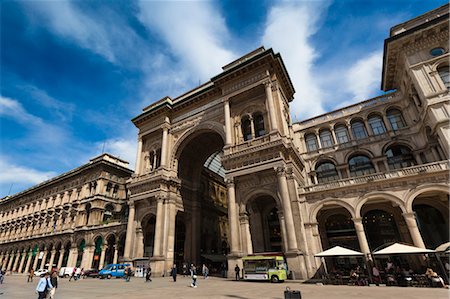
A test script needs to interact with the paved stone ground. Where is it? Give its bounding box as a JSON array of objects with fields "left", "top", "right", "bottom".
[{"left": 0, "top": 275, "right": 448, "bottom": 299}]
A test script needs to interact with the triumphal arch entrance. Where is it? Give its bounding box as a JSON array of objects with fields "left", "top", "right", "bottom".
[{"left": 124, "top": 47, "right": 309, "bottom": 278}]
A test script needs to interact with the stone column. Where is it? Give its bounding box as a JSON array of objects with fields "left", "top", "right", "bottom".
[
  {"left": 67, "top": 247, "right": 78, "bottom": 267},
  {"left": 56, "top": 250, "right": 64, "bottom": 269},
  {"left": 113, "top": 245, "right": 118, "bottom": 264},
  {"left": 39, "top": 249, "right": 48, "bottom": 269},
  {"left": 12, "top": 251, "right": 20, "bottom": 272},
  {"left": 352, "top": 218, "right": 370, "bottom": 254},
  {"left": 99, "top": 245, "right": 107, "bottom": 270},
  {"left": 81, "top": 245, "right": 94, "bottom": 269},
  {"left": 403, "top": 212, "right": 426, "bottom": 248},
  {"left": 160, "top": 126, "right": 169, "bottom": 167},
  {"left": 6, "top": 252, "right": 15, "bottom": 271},
  {"left": 24, "top": 251, "right": 32, "bottom": 273},
  {"left": 32, "top": 252, "right": 40, "bottom": 270},
  {"left": 135, "top": 137, "right": 143, "bottom": 175},
  {"left": 153, "top": 197, "right": 164, "bottom": 257},
  {"left": 47, "top": 250, "right": 56, "bottom": 270},
  {"left": 224, "top": 98, "right": 232, "bottom": 145},
  {"left": 276, "top": 167, "right": 298, "bottom": 251},
  {"left": 226, "top": 178, "right": 239, "bottom": 254},
  {"left": 123, "top": 202, "right": 136, "bottom": 260},
  {"left": 240, "top": 214, "right": 253, "bottom": 255},
  {"left": 18, "top": 250, "right": 26, "bottom": 273},
  {"left": 278, "top": 212, "right": 289, "bottom": 252},
  {"left": 264, "top": 81, "right": 278, "bottom": 131}
]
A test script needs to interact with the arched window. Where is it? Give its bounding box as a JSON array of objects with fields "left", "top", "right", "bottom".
[
  {"left": 438, "top": 65, "right": 449, "bottom": 89},
  {"left": 253, "top": 113, "right": 265, "bottom": 138},
  {"left": 85, "top": 203, "right": 91, "bottom": 225},
  {"left": 335, "top": 125, "right": 349, "bottom": 144},
  {"left": 386, "top": 109, "right": 406, "bottom": 131},
  {"left": 316, "top": 161, "right": 339, "bottom": 183},
  {"left": 305, "top": 134, "right": 318, "bottom": 152},
  {"left": 348, "top": 155, "right": 375, "bottom": 177},
  {"left": 368, "top": 115, "right": 386, "bottom": 135},
  {"left": 103, "top": 204, "right": 114, "bottom": 222},
  {"left": 351, "top": 121, "right": 368, "bottom": 140},
  {"left": 363, "top": 210, "right": 401, "bottom": 250},
  {"left": 155, "top": 148, "right": 161, "bottom": 169},
  {"left": 385, "top": 145, "right": 416, "bottom": 170},
  {"left": 319, "top": 129, "right": 334, "bottom": 148},
  {"left": 241, "top": 116, "right": 252, "bottom": 141}
]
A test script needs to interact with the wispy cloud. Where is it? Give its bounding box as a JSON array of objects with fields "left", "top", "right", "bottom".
[
  {"left": 137, "top": 0, "right": 236, "bottom": 81},
  {"left": 0, "top": 156, "right": 57, "bottom": 197},
  {"left": 262, "top": 1, "right": 331, "bottom": 120}
]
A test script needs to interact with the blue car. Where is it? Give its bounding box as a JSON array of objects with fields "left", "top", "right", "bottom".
[{"left": 99, "top": 264, "right": 130, "bottom": 279}]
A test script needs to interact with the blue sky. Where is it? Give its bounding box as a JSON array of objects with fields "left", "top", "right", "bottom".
[{"left": 1, "top": 0, "right": 446, "bottom": 197}]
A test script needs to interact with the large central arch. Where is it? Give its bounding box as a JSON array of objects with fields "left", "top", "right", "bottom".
[{"left": 175, "top": 127, "right": 228, "bottom": 267}]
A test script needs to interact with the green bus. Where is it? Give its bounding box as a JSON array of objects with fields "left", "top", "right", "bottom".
[{"left": 242, "top": 254, "right": 287, "bottom": 282}]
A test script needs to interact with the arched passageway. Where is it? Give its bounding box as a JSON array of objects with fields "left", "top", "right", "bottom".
[
  {"left": 317, "top": 207, "right": 359, "bottom": 251},
  {"left": 247, "top": 196, "right": 282, "bottom": 253},
  {"left": 105, "top": 235, "right": 116, "bottom": 265},
  {"left": 142, "top": 215, "right": 156, "bottom": 257},
  {"left": 175, "top": 130, "right": 228, "bottom": 265}
]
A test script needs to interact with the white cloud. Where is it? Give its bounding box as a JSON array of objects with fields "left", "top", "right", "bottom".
[
  {"left": 262, "top": 2, "right": 330, "bottom": 120},
  {"left": 137, "top": 1, "right": 236, "bottom": 81},
  {"left": 0, "top": 157, "right": 57, "bottom": 197},
  {"left": 345, "top": 51, "right": 383, "bottom": 103},
  {"left": 0, "top": 95, "right": 43, "bottom": 124},
  {"left": 96, "top": 138, "right": 137, "bottom": 170}
]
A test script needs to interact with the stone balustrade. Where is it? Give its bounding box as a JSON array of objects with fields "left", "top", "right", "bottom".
[{"left": 300, "top": 160, "right": 449, "bottom": 193}]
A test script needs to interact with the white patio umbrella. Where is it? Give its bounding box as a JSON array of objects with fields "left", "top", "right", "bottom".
[
  {"left": 372, "top": 243, "right": 435, "bottom": 255},
  {"left": 315, "top": 246, "right": 364, "bottom": 275}
]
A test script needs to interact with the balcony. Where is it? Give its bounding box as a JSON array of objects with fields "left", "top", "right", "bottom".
[{"left": 300, "top": 160, "right": 449, "bottom": 193}]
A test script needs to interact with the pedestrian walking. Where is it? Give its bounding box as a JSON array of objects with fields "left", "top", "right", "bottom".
[
  {"left": 234, "top": 264, "right": 240, "bottom": 281},
  {"left": 202, "top": 264, "right": 209, "bottom": 279},
  {"left": 35, "top": 272, "right": 53, "bottom": 299},
  {"left": 0, "top": 269, "right": 4, "bottom": 284},
  {"left": 125, "top": 266, "right": 131, "bottom": 282},
  {"left": 190, "top": 264, "right": 197, "bottom": 288},
  {"left": 28, "top": 268, "right": 35, "bottom": 282},
  {"left": 69, "top": 267, "right": 76, "bottom": 281},
  {"left": 47, "top": 271, "right": 58, "bottom": 299},
  {"left": 182, "top": 263, "right": 188, "bottom": 277},
  {"left": 170, "top": 264, "right": 177, "bottom": 282},
  {"left": 145, "top": 265, "right": 152, "bottom": 282}
]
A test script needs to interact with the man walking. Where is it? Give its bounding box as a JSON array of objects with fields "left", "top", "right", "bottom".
[
  {"left": 234, "top": 264, "right": 240, "bottom": 281},
  {"left": 125, "top": 266, "right": 131, "bottom": 282},
  {"left": 202, "top": 264, "right": 209, "bottom": 279},
  {"left": 190, "top": 264, "right": 197, "bottom": 288},
  {"left": 69, "top": 267, "right": 76, "bottom": 281},
  {"left": 47, "top": 271, "right": 58, "bottom": 299},
  {"left": 145, "top": 265, "right": 152, "bottom": 282},
  {"left": 35, "top": 272, "right": 53, "bottom": 299}
]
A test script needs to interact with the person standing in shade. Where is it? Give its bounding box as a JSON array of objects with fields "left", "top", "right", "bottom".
[
  {"left": 47, "top": 271, "right": 58, "bottom": 299},
  {"left": 28, "top": 268, "right": 35, "bottom": 283},
  {"left": 234, "top": 264, "right": 240, "bottom": 281},
  {"left": 202, "top": 264, "right": 209, "bottom": 279},
  {"left": 35, "top": 272, "right": 53, "bottom": 299},
  {"left": 170, "top": 264, "right": 177, "bottom": 282}
]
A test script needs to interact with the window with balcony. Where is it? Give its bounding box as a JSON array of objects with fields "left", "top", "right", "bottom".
[
  {"left": 351, "top": 121, "right": 368, "bottom": 140},
  {"left": 305, "top": 134, "right": 318, "bottom": 152},
  {"left": 386, "top": 109, "right": 406, "bottom": 131},
  {"left": 316, "top": 161, "right": 339, "bottom": 183},
  {"left": 438, "top": 65, "right": 449, "bottom": 89},
  {"left": 103, "top": 204, "right": 114, "bottom": 223},
  {"left": 335, "top": 125, "right": 349, "bottom": 143},
  {"left": 348, "top": 155, "right": 376, "bottom": 177},
  {"left": 385, "top": 145, "right": 416, "bottom": 170},
  {"left": 241, "top": 116, "right": 252, "bottom": 141},
  {"left": 319, "top": 129, "right": 334, "bottom": 148},
  {"left": 368, "top": 115, "right": 386, "bottom": 135}
]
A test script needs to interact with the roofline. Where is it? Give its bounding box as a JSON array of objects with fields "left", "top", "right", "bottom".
[
  {"left": 381, "top": 13, "right": 449, "bottom": 91},
  {"left": 1, "top": 154, "right": 133, "bottom": 203}
]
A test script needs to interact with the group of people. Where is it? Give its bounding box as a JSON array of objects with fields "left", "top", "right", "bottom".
[{"left": 35, "top": 271, "right": 58, "bottom": 299}]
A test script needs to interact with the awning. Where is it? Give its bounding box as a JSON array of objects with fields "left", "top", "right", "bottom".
[
  {"left": 201, "top": 254, "right": 227, "bottom": 262},
  {"left": 373, "top": 243, "right": 435, "bottom": 255},
  {"left": 435, "top": 242, "right": 450, "bottom": 252},
  {"left": 315, "top": 246, "right": 364, "bottom": 257}
]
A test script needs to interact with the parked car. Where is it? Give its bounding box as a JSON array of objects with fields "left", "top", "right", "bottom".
[
  {"left": 83, "top": 269, "right": 99, "bottom": 278},
  {"left": 34, "top": 269, "right": 49, "bottom": 277},
  {"left": 59, "top": 267, "right": 81, "bottom": 278},
  {"left": 99, "top": 264, "right": 131, "bottom": 279}
]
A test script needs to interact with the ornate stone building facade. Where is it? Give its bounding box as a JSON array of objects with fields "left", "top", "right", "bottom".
[
  {"left": 0, "top": 154, "right": 133, "bottom": 273},
  {"left": 1, "top": 5, "right": 448, "bottom": 279}
]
